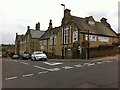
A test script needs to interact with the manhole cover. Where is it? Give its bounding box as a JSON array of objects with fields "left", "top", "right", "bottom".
[{"left": 75, "top": 82, "right": 98, "bottom": 88}]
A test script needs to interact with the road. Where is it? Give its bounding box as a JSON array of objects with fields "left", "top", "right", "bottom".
[{"left": 2, "top": 58, "right": 119, "bottom": 88}]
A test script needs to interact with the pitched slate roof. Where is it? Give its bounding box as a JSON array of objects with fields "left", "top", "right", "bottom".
[
  {"left": 40, "top": 26, "right": 60, "bottom": 40},
  {"left": 39, "top": 30, "right": 51, "bottom": 40},
  {"left": 29, "top": 29, "right": 45, "bottom": 38},
  {"left": 72, "top": 16, "right": 117, "bottom": 37}
]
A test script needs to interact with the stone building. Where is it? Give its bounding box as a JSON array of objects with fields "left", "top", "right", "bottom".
[
  {"left": 40, "top": 9, "right": 118, "bottom": 59},
  {"left": 15, "top": 33, "right": 24, "bottom": 55},
  {"left": 15, "top": 22, "right": 45, "bottom": 55}
]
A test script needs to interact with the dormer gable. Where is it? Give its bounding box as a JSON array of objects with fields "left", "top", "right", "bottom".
[{"left": 85, "top": 16, "right": 95, "bottom": 26}]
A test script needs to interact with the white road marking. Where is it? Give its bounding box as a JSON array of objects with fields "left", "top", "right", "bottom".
[
  {"left": 49, "top": 68, "right": 60, "bottom": 71},
  {"left": 83, "top": 63, "right": 89, "bottom": 66},
  {"left": 96, "top": 62, "right": 102, "bottom": 64},
  {"left": 106, "top": 60, "right": 112, "bottom": 63},
  {"left": 22, "top": 62, "right": 29, "bottom": 65},
  {"left": 62, "top": 66, "right": 73, "bottom": 69},
  {"left": 34, "top": 65, "right": 60, "bottom": 72},
  {"left": 38, "top": 71, "right": 48, "bottom": 74},
  {"left": 34, "top": 65, "right": 50, "bottom": 71},
  {"left": 74, "top": 64, "right": 83, "bottom": 67},
  {"left": 102, "top": 61, "right": 107, "bottom": 63},
  {"left": 20, "top": 62, "right": 23, "bottom": 64},
  {"left": 87, "top": 63, "right": 95, "bottom": 66},
  {"left": 43, "top": 62, "right": 62, "bottom": 66},
  {"left": 23, "top": 74, "right": 34, "bottom": 77},
  {"left": 5, "top": 76, "right": 17, "bottom": 80}
]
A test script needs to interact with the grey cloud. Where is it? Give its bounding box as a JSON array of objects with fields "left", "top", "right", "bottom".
[{"left": 2, "top": 33, "right": 15, "bottom": 44}]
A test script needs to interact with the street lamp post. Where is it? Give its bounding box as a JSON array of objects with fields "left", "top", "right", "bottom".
[
  {"left": 22, "top": 35, "right": 24, "bottom": 54},
  {"left": 87, "top": 30, "right": 90, "bottom": 59},
  {"left": 61, "top": 4, "right": 65, "bottom": 11},
  {"left": 52, "top": 31, "right": 55, "bottom": 59},
  {"left": 61, "top": 4, "right": 65, "bottom": 59}
]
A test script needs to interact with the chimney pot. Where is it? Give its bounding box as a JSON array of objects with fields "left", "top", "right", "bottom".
[
  {"left": 27, "top": 26, "right": 30, "bottom": 30},
  {"left": 36, "top": 22, "right": 40, "bottom": 30}
]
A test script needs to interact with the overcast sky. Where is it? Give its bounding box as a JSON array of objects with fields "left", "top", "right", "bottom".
[{"left": 0, "top": 0, "right": 119, "bottom": 44}]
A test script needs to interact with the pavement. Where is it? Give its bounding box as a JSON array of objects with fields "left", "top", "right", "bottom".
[
  {"left": 48, "top": 54, "right": 120, "bottom": 62},
  {"left": 93, "top": 54, "right": 119, "bottom": 61}
]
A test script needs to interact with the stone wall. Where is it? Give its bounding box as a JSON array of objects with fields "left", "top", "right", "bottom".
[{"left": 89, "top": 45, "right": 119, "bottom": 58}]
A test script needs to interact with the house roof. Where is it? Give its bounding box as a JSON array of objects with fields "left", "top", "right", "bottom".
[
  {"left": 27, "top": 29, "right": 45, "bottom": 39},
  {"left": 40, "top": 26, "right": 60, "bottom": 40},
  {"left": 71, "top": 16, "right": 117, "bottom": 37},
  {"left": 39, "top": 30, "right": 51, "bottom": 40}
]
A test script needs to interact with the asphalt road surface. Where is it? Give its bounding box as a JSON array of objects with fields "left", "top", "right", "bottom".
[{"left": 2, "top": 58, "right": 119, "bottom": 88}]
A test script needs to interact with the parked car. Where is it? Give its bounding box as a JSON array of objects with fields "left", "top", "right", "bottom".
[
  {"left": 31, "top": 51, "right": 47, "bottom": 61},
  {"left": 12, "top": 54, "right": 19, "bottom": 59},
  {"left": 20, "top": 53, "right": 31, "bottom": 60}
]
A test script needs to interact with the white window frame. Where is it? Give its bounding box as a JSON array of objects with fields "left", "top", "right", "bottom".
[
  {"left": 98, "top": 36, "right": 109, "bottom": 42},
  {"left": 40, "top": 41, "right": 42, "bottom": 45},
  {"left": 64, "top": 26, "right": 69, "bottom": 44},
  {"left": 44, "top": 40, "right": 46, "bottom": 45},
  {"left": 69, "top": 25, "right": 72, "bottom": 43},
  {"left": 54, "top": 34, "right": 57, "bottom": 45},
  {"left": 86, "top": 35, "right": 97, "bottom": 41},
  {"left": 50, "top": 35, "right": 53, "bottom": 45},
  {"left": 73, "top": 31, "right": 78, "bottom": 43}
]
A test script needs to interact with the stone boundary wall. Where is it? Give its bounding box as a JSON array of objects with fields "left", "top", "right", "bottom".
[{"left": 89, "top": 45, "right": 119, "bottom": 58}]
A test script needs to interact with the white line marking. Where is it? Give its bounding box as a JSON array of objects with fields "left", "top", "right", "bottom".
[
  {"left": 74, "top": 64, "right": 82, "bottom": 67},
  {"left": 22, "top": 62, "right": 29, "bottom": 65},
  {"left": 49, "top": 68, "right": 60, "bottom": 71},
  {"left": 83, "top": 63, "right": 89, "bottom": 66},
  {"left": 5, "top": 76, "right": 17, "bottom": 80},
  {"left": 87, "top": 63, "right": 95, "bottom": 66},
  {"left": 34, "top": 65, "right": 50, "bottom": 71},
  {"left": 102, "top": 61, "right": 106, "bottom": 63},
  {"left": 20, "top": 62, "right": 23, "bottom": 64},
  {"left": 43, "top": 62, "right": 62, "bottom": 66},
  {"left": 38, "top": 71, "right": 48, "bottom": 74},
  {"left": 34, "top": 65, "right": 60, "bottom": 72},
  {"left": 62, "top": 66, "right": 73, "bottom": 69},
  {"left": 23, "top": 74, "right": 34, "bottom": 77},
  {"left": 96, "top": 62, "right": 102, "bottom": 64},
  {"left": 106, "top": 60, "right": 112, "bottom": 62}
]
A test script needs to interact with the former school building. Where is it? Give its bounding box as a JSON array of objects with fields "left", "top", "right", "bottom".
[{"left": 15, "top": 9, "right": 118, "bottom": 59}]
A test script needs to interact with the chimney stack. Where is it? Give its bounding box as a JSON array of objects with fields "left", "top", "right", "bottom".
[
  {"left": 64, "top": 9, "right": 71, "bottom": 18},
  {"left": 100, "top": 17, "right": 111, "bottom": 28},
  {"left": 35, "top": 22, "right": 40, "bottom": 30},
  {"left": 16, "top": 33, "right": 18, "bottom": 36}
]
